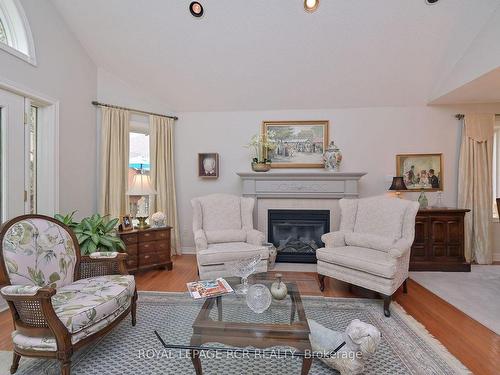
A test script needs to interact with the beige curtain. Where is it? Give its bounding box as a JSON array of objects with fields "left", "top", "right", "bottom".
[
  {"left": 149, "top": 115, "right": 180, "bottom": 255},
  {"left": 458, "top": 113, "right": 495, "bottom": 264},
  {"left": 99, "top": 108, "right": 130, "bottom": 219}
]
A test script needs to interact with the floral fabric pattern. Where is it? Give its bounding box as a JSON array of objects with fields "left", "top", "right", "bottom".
[
  {"left": 52, "top": 275, "right": 135, "bottom": 333},
  {"left": 2, "top": 219, "right": 77, "bottom": 288},
  {"left": 1, "top": 285, "right": 41, "bottom": 296},
  {"left": 11, "top": 300, "right": 131, "bottom": 352}
]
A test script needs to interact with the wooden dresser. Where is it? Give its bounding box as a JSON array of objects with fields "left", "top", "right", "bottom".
[
  {"left": 118, "top": 227, "right": 173, "bottom": 273},
  {"left": 410, "top": 208, "right": 470, "bottom": 272}
]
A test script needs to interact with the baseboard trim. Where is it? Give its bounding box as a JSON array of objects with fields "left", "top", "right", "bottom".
[
  {"left": 493, "top": 252, "right": 500, "bottom": 262},
  {"left": 181, "top": 247, "right": 196, "bottom": 255}
]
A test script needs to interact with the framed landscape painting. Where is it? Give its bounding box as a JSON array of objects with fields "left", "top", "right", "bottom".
[
  {"left": 262, "top": 120, "right": 329, "bottom": 168},
  {"left": 396, "top": 153, "right": 443, "bottom": 191}
]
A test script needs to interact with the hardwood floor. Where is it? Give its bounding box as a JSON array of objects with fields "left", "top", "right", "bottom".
[{"left": 0, "top": 254, "right": 498, "bottom": 374}]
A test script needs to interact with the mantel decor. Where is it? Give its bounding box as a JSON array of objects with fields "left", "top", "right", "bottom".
[{"left": 262, "top": 120, "right": 329, "bottom": 168}]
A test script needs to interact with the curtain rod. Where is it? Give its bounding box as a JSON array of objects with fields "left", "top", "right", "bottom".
[
  {"left": 455, "top": 113, "right": 500, "bottom": 120},
  {"left": 92, "top": 101, "right": 178, "bottom": 120}
]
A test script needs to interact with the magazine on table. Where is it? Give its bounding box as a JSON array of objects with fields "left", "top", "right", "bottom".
[{"left": 187, "top": 277, "right": 234, "bottom": 299}]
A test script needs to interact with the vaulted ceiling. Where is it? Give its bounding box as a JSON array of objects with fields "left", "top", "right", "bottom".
[{"left": 52, "top": 0, "right": 500, "bottom": 111}]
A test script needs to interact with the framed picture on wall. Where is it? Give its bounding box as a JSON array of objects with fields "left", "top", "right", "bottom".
[
  {"left": 198, "top": 153, "right": 219, "bottom": 178},
  {"left": 396, "top": 153, "right": 443, "bottom": 191},
  {"left": 262, "top": 120, "right": 329, "bottom": 168}
]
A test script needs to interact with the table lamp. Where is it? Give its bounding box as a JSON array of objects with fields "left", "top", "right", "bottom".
[
  {"left": 127, "top": 171, "right": 157, "bottom": 229},
  {"left": 388, "top": 176, "right": 407, "bottom": 198}
]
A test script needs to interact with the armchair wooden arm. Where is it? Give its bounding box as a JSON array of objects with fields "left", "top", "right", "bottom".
[
  {"left": 0, "top": 286, "right": 72, "bottom": 353},
  {"left": 78, "top": 253, "right": 129, "bottom": 279}
]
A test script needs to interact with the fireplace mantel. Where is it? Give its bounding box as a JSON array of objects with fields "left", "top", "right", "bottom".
[{"left": 236, "top": 170, "right": 366, "bottom": 199}]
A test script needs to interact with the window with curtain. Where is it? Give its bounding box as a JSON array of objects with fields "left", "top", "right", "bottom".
[{"left": 493, "top": 117, "right": 500, "bottom": 218}]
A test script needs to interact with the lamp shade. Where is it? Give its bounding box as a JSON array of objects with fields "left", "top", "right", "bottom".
[
  {"left": 389, "top": 176, "right": 407, "bottom": 191},
  {"left": 127, "top": 173, "right": 157, "bottom": 195}
]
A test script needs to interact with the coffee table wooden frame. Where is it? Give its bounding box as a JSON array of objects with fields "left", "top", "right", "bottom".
[{"left": 189, "top": 280, "right": 312, "bottom": 375}]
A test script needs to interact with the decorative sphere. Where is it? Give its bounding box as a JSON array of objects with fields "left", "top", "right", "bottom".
[{"left": 246, "top": 284, "right": 272, "bottom": 314}]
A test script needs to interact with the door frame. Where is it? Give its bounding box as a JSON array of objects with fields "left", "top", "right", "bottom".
[{"left": 0, "top": 74, "right": 59, "bottom": 217}]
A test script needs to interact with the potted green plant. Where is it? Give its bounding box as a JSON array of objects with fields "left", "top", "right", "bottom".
[
  {"left": 55, "top": 212, "right": 125, "bottom": 255},
  {"left": 245, "top": 130, "right": 277, "bottom": 172}
]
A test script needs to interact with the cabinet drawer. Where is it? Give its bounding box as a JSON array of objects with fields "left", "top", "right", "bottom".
[
  {"left": 121, "top": 234, "right": 138, "bottom": 245},
  {"left": 138, "top": 230, "right": 169, "bottom": 242},
  {"left": 139, "top": 240, "right": 169, "bottom": 253},
  {"left": 139, "top": 252, "right": 159, "bottom": 266},
  {"left": 126, "top": 258, "right": 138, "bottom": 269},
  {"left": 125, "top": 244, "right": 138, "bottom": 255}
]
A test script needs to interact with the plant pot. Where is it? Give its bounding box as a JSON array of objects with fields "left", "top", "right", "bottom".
[{"left": 251, "top": 162, "right": 271, "bottom": 172}]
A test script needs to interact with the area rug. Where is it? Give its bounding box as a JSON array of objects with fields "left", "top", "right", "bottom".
[
  {"left": 6, "top": 292, "right": 469, "bottom": 375},
  {"left": 411, "top": 265, "right": 500, "bottom": 334}
]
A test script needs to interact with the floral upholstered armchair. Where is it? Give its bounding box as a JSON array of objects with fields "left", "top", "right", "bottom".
[{"left": 0, "top": 214, "right": 137, "bottom": 375}]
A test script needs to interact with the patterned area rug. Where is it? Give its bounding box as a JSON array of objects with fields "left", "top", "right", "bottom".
[{"left": 7, "top": 292, "right": 469, "bottom": 375}]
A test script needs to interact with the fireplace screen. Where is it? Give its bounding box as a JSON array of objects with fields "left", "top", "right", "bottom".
[{"left": 268, "top": 209, "right": 330, "bottom": 263}]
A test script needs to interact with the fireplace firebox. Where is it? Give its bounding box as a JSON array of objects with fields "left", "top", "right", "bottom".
[{"left": 268, "top": 209, "right": 330, "bottom": 263}]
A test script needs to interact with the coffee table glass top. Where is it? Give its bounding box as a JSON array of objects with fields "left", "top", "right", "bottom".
[{"left": 154, "top": 272, "right": 323, "bottom": 355}]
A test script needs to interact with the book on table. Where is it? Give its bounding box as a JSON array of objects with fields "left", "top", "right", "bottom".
[{"left": 187, "top": 277, "right": 234, "bottom": 299}]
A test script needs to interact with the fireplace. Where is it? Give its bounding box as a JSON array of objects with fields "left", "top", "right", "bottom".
[{"left": 268, "top": 209, "right": 330, "bottom": 263}]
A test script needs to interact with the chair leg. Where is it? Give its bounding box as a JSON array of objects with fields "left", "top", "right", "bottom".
[
  {"left": 10, "top": 352, "right": 20, "bottom": 374},
  {"left": 318, "top": 274, "right": 325, "bottom": 292},
  {"left": 131, "top": 289, "right": 138, "bottom": 326},
  {"left": 403, "top": 279, "right": 408, "bottom": 294},
  {"left": 383, "top": 294, "right": 392, "bottom": 317},
  {"left": 60, "top": 359, "right": 71, "bottom": 375}
]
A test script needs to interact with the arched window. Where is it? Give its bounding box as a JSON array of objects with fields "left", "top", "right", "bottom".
[{"left": 0, "top": 0, "right": 36, "bottom": 65}]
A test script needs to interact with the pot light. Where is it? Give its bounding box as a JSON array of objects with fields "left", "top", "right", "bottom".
[
  {"left": 304, "top": 0, "right": 319, "bottom": 13},
  {"left": 189, "top": 1, "right": 204, "bottom": 17}
]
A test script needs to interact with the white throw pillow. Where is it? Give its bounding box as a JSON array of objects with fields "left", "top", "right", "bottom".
[{"left": 345, "top": 232, "right": 396, "bottom": 252}]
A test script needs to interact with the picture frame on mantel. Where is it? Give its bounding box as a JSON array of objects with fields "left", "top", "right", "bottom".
[
  {"left": 262, "top": 120, "right": 329, "bottom": 168},
  {"left": 198, "top": 153, "right": 219, "bottom": 179},
  {"left": 396, "top": 153, "right": 443, "bottom": 191}
]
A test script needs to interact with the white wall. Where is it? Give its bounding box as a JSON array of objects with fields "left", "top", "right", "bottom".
[
  {"left": 0, "top": 0, "right": 97, "bottom": 218},
  {"left": 175, "top": 104, "right": 500, "bottom": 254}
]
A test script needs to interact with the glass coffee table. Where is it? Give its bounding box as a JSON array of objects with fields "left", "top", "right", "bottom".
[{"left": 155, "top": 272, "right": 322, "bottom": 375}]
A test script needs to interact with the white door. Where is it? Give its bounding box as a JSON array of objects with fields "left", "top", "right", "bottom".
[{"left": 0, "top": 88, "right": 36, "bottom": 221}]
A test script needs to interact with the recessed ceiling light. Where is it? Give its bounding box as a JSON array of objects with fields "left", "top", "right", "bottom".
[
  {"left": 304, "top": 0, "right": 319, "bottom": 13},
  {"left": 426, "top": 0, "right": 439, "bottom": 4},
  {"left": 189, "top": 1, "right": 204, "bottom": 17}
]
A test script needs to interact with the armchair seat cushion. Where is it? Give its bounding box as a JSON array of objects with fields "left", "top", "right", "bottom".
[
  {"left": 197, "top": 242, "right": 269, "bottom": 266},
  {"left": 316, "top": 246, "right": 398, "bottom": 279},
  {"left": 52, "top": 275, "right": 135, "bottom": 334}
]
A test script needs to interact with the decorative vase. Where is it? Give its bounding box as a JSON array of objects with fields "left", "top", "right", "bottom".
[
  {"left": 246, "top": 284, "right": 272, "bottom": 313},
  {"left": 322, "top": 141, "right": 342, "bottom": 171},
  {"left": 270, "top": 273, "right": 288, "bottom": 300},
  {"left": 151, "top": 211, "right": 166, "bottom": 228},
  {"left": 434, "top": 191, "right": 444, "bottom": 208},
  {"left": 251, "top": 161, "right": 271, "bottom": 172},
  {"left": 418, "top": 191, "right": 428, "bottom": 209},
  {"left": 265, "top": 242, "right": 277, "bottom": 269}
]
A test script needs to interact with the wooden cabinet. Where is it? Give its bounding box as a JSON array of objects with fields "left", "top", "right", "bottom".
[
  {"left": 118, "top": 227, "right": 173, "bottom": 273},
  {"left": 410, "top": 208, "right": 470, "bottom": 271}
]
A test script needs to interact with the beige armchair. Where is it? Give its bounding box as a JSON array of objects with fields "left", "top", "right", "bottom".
[
  {"left": 191, "top": 194, "right": 268, "bottom": 279},
  {"left": 316, "top": 196, "right": 419, "bottom": 317}
]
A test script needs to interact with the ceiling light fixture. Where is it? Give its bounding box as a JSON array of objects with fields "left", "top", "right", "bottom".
[
  {"left": 189, "top": 1, "right": 204, "bottom": 17},
  {"left": 426, "top": 0, "right": 439, "bottom": 4},
  {"left": 304, "top": 0, "right": 319, "bottom": 13}
]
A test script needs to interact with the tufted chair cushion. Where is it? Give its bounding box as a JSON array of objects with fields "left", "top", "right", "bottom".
[{"left": 2, "top": 218, "right": 77, "bottom": 288}]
